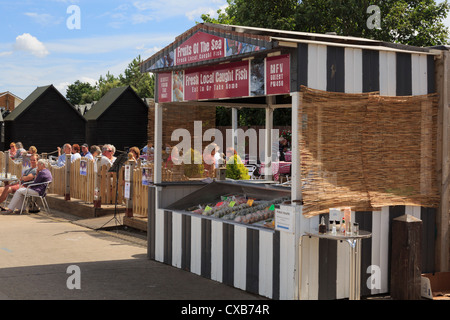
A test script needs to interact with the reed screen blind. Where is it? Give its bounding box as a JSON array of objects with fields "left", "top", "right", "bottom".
[{"left": 299, "top": 86, "right": 439, "bottom": 217}]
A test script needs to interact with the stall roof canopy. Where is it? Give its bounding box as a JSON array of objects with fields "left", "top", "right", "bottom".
[{"left": 141, "top": 23, "right": 441, "bottom": 74}]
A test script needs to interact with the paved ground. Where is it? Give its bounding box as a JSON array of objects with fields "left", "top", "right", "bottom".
[{"left": 0, "top": 209, "right": 267, "bottom": 301}]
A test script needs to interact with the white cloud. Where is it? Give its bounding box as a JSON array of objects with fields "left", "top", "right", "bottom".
[
  {"left": 24, "top": 12, "right": 63, "bottom": 26},
  {"left": 54, "top": 81, "right": 71, "bottom": 96},
  {"left": 185, "top": 7, "right": 216, "bottom": 21},
  {"left": 0, "top": 51, "right": 13, "bottom": 57},
  {"left": 130, "top": 0, "right": 227, "bottom": 23},
  {"left": 45, "top": 33, "right": 174, "bottom": 55},
  {"left": 14, "top": 33, "right": 49, "bottom": 58}
]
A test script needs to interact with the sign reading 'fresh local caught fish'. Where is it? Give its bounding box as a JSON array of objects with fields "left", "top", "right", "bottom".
[{"left": 158, "top": 54, "right": 290, "bottom": 102}]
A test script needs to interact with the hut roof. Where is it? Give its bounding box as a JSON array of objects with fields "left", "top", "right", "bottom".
[
  {"left": 84, "top": 86, "right": 147, "bottom": 121},
  {"left": 4, "top": 84, "right": 86, "bottom": 122}
]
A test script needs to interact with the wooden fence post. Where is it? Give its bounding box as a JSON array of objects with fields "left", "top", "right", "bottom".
[
  {"left": 94, "top": 155, "right": 102, "bottom": 208},
  {"left": 125, "top": 159, "right": 136, "bottom": 217},
  {"left": 390, "top": 214, "right": 422, "bottom": 300},
  {"left": 64, "top": 154, "right": 71, "bottom": 201}
]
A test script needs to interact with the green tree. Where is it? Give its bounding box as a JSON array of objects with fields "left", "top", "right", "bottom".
[
  {"left": 201, "top": 0, "right": 297, "bottom": 30},
  {"left": 66, "top": 56, "right": 155, "bottom": 105},
  {"left": 296, "top": 0, "right": 450, "bottom": 47},
  {"left": 203, "top": 0, "right": 449, "bottom": 126},
  {"left": 202, "top": 0, "right": 450, "bottom": 47},
  {"left": 65, "top": 80, "right": 95, "bottom": 105},
  {"left": 226, "top": 154, "right": 249, "bottom": 180},
  {"left": 119, "top": 55, "right": 155, "bottom": 98}
]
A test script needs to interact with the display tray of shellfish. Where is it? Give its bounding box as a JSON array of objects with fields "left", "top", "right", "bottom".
[{"left": 185, "top": 194, "right": 289, "bottom": 229}]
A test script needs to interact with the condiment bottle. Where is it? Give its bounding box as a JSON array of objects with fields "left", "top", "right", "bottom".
[
  {"left": 344, "top": 207, "right": 352, "bottom": 234},
  {"left": 319, "top": 216, "right": 327, "bottom": 234},
  {"left": 341, "top": 217, "right": 346, "bottom": 234},
  {"left": 353, "top": 222, "right": 359, "bottom": 235},
  {"left": 331, "top": 220, "right": 337, "bottom": 235}
]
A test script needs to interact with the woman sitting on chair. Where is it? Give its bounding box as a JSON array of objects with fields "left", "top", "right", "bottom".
[
  {"left": 3, "top": 159, "right": 52, "bottom": 214},
  {"left": 0, "top": 154, "right": 38, "bottom": 207}
]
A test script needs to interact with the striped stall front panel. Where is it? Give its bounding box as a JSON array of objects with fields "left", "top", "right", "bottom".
[
  {"left": 149, "top": 206, "right": 436, "bottom": 300},
  {"left": 150, "top": 208, "right": 289, "bottom": 299},
  {"left": 299, "top": 44, "right": 435, "bottom": 95},
  {"left": 301, "top": 206, "right": 436, "bottom": 299}
]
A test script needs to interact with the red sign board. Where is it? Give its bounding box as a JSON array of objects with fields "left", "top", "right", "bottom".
[
  {"left": 158, "top": 72, "right": 172, "bottom": 102},
  {"left": 175, "top": 31, "right": 225, "bottom": 66},
  {"left": 184, "top": 60, "right": 250, "bottom": 100},
  {"left": 157, "top": 54, "right": 291, "bottom": 102},
  {"left": 266, "top": 54, "right": 290, "bottom": 95}
]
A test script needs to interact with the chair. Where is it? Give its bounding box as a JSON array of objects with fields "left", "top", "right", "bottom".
[
  {"left": 244, "top": 164, "right": 263, "bottom": 180},
  {"left": 19, "top": 181, "right": 52, "bottom": 215}
]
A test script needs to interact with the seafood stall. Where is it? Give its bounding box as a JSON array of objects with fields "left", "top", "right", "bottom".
[
  {"left": 141, "top": 23, "right": 449, "bottom": 299},
  {"left": 148, "top": 180, "right": 300, "bottom": 299}
]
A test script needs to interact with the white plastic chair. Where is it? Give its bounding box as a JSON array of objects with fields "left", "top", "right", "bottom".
[{"left": 19, "top": 181, "right": 52, "bottom": 214}]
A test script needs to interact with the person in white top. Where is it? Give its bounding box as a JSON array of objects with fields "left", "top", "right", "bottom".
[
  {"left": 71, "top": 144, "right": 82, "bottom": 162},
  {"left": 100, "top": 144, "right": 116, "bottom": 167}
]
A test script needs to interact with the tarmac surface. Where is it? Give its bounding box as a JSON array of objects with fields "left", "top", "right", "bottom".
[{"left": 0, "top": 208, "right": 267, "bottom": 301}]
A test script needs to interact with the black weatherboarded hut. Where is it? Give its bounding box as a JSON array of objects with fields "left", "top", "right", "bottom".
[
  {"left": 4, "top": 84, "right": 86, "bottom": 153},
  {"left": 84, "top": 86, "right": 148, "bottom": 152}
]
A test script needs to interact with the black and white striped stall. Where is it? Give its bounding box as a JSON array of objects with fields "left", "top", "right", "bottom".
[
  {"left": 149, "top": 184, "right": 436, "bottom": 299},
  {"left": 143, "top": 24, "right": 444, "bottom": 300}
]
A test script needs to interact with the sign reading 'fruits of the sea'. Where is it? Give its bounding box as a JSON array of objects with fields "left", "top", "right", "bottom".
[{"left": 176, "top": 32, "right": 225, "bottom": 66}]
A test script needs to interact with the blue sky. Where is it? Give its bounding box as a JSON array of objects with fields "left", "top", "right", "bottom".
[
  {"left": 1, "top": 0, "right": 450, "bottom": 101},
  {"left": 0, "top": 0, "right": 228, "bottom": 100}
]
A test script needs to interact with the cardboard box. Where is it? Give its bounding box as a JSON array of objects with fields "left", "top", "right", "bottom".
[{"left": 421, "top": 272, "right": 450, "bottom": 300}]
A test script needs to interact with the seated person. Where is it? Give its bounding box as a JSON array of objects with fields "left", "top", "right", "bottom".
[
  {"left": 0, "top": 154, "right": 38, "bottom": 205},
  {"left": 81, "top": 143, "right": 93, "bottom": 160},
  {"left": 3, "top": 159, "right": 52, "bottom": 214},
  {"left": 90, "top": 145, "right": 101, "bottom": 159},
  {"left": 8, "top": 142, "right": 17, "bottom": 159},
  {"left": 57, "top": 143, "right": 72, "bottom": 167},
  {"left": 27, "top": 146, "right": 38, "bottom": 156},
  {"left": 279, "top": 137, "right": 288, "bottom": 162},
  {"left": 13, "top": 142, "right": 26, "bottom": 160},
  {"left": 100, "top": 144, "right": 117, "bottom": 167},
  {"left": 72, "top": 144, "right": 82, "bottom": 162},
  {"left": 127, "top": 146, "right": 140, "bottom": 161}
]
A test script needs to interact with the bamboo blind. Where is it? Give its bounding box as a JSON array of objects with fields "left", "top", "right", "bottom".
[{"left": 299, "top": 86, "right": 440, "bottom": 217}]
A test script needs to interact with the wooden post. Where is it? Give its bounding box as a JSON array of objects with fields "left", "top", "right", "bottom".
[
  {"left": 5, "top": 151, "right": 9, "bottom": 173},
  {"left": 390, "top": 214, "right": 422, "bottom": 300},
  {"left": 64, "top": 154, "right": 71, "bottom": 201},
  {"left": 436, "top": 50, "right": 450, "bottom": 272},
  {"left": 93, "top": 155, "right": 102, "bottom": 208},
  {"left": 125, "top": 159, "right": 135, "bottom": 217},
  {"left": 291, "top": 91, "right": 302, "bottom": 202},
  {"left": 232, "top": 107, "right": 238, "bottom": 152},
  {"left": 265, "top": 101, "right": 274, "bottom": 181}
]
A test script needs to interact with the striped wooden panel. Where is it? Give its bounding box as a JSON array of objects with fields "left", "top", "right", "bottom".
[{"left": 149, "top": 204, "right": 436, "bottom": 300}]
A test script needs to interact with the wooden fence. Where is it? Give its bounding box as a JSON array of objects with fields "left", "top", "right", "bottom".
[{"left": 0, "top": 151, "right": 205, "bottom": 218}]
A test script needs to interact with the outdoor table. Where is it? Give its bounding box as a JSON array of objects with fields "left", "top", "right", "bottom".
[
  {"left": 0, "top": 176, "right": 19, "bottom": 186},
  {"left": 304, "top": 229, "right": 372, "bottom": 300}
]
